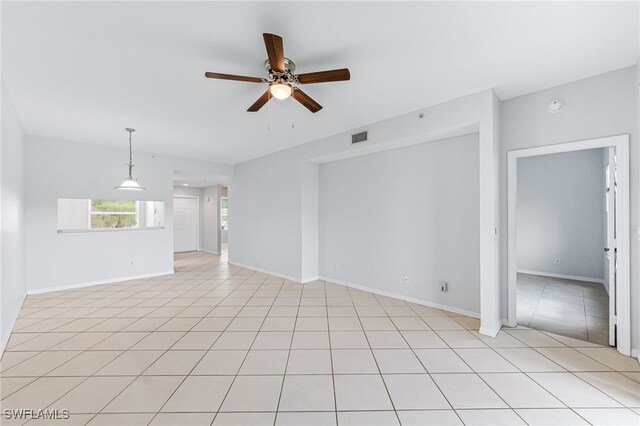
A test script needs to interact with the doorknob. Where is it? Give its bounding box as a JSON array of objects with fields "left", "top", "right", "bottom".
[{"left": 604, "top": 247, "right": 610, "bottom": 252}]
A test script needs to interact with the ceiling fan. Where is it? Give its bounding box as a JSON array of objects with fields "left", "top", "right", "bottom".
[{"left": 205, "top": 33, "right": 350, "bottom": 113}]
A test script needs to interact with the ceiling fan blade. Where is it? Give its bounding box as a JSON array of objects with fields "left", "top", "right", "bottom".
[
  {"left": 247, "top": 91, "right": 272, "bottom": 112},
  {"left": 296, "top": 68, "right": 351, "bottom": 84},
  {"left": 263, "top": 33, "right": 285, "bottom": 73},
  {"left": 205, "top": 72, "right": 264, "bottom": 83},
  {"left": 292, "top": 88, "right": 322, "bottom": 113}
]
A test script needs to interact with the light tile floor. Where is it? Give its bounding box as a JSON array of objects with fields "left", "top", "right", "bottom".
[
  {"left": 517, "top": 273, "right": 609, "bottom": 345},
  {"left": 1, "top": 252, "right": 639, "bottom": 425}
]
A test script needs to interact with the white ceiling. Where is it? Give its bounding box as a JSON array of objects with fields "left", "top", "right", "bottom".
[{"left": 3, "top": 1, "right": 638, "bottom": 164}]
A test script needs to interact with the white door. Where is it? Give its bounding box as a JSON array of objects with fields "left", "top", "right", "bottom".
[
  {"left": 604, "top": 147, "right": 617, "bottom": 346},
  {"left": 174, "top": 197, "right": 198, "bottom": 253}
]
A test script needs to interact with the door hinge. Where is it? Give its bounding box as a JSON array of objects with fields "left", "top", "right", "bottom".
[{"left": 613, "top": 315, "right": 617, "bottom": 325}]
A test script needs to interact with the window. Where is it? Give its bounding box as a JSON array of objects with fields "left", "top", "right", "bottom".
[
  {"left": 57, "top": 199, "right": 165, "bottom": 232},
  {"left": 90, "top": 199, "right": 138, "bottom": 229},
  {"left": 221, "top": 197, "right": 229, "bottom": 230}
]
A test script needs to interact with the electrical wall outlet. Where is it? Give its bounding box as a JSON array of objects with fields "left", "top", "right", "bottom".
[
  {"left": 555, "top": 258, "right": 560, "bottom": 264},
  {"left": 441, "top": 281, "right": 448, "bottom": 292},
  {"left": 403, "top": 276, "right": 409, "bottom": 285}
]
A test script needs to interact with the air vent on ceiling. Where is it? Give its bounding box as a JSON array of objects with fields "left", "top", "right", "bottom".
[{"left": 351, "top": 131, "right": 368, "bottom": 144}]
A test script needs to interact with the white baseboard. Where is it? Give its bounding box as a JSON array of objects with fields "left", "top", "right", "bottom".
[
  {"left": 517, "top": 269, "right": 605, "bottom": 285},
  {"left": 318, "top": 275, "right": 480, "bottom": 319},
  {"left": 631, "top": 348, "right": 640, "bottom": 362},
  {"left": 302, "top": 276, "right": 320, "bottom": 283},
  {"left": 1, "top": 291, "right": 27, "bottom": 356},
  {"left": 27, "top": 270, "right": 175, "bottom": 295},
  {"left": 227, "top": 261, "right": 303, "bottom": 283},
  {"left": 200, "top": 249, "right": 221, "bottom": 255}
]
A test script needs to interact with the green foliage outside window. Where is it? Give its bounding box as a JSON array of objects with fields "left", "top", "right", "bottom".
[{"left": 91, "top": 199, "right": 137, "bottom": 228}]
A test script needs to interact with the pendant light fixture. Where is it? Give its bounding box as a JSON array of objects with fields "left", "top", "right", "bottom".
[{"left": 115, "top": 128, "right": 145, "bottom": 191}]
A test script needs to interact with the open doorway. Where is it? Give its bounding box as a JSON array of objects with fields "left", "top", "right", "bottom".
[
  {"left": 507, "top": 135, "right": 630, "bottom": 356},
  {"left": 220, "top": 186, "right": 228, "bottom": 255}
]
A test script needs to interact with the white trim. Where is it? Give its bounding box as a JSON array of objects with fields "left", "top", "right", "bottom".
[
  {"left": 57, "top": 226, "right": 164, "bottom": 234},
  {"left": 507, "top": 134, "right": 631, "bottom": 356},
  {"left": 26, "top": 270, "right": 175, "bottom": 295},
  {"left": 227, "top": 261, "right": 303, "bottom": 283},
  {"left": 173, "top": 195, "right": 200, "bottom": 252},
  {"left": 318, "top": 275, "right": 481, "bottom": 319},
  {"left": 631, "top": 348, "right": 640, "bottom": 362},
  {"left": 302, "top": 276, "right": 320, "bottom": 283},
  {"left": 200, "top": 249, "right": 221, "bottom": 255},
  {"left": 1, "top": 292, "right": 26, "bottom": 355},
  {"left": 479, "top": 327, "right": 501, "bottom": 337},
  {"left": 517, "top": 269, "right": 605, "bottom": 285}
]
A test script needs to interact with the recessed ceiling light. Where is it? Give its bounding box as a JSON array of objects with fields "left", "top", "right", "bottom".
[{"left": 183, "top": 183, "right": 189, "bottom": 186}]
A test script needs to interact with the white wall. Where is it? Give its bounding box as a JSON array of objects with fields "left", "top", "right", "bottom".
[
  {"left": 25, "top": 136, "right": 232, "bottom": 293},
  {"left": 517, "top": 149, "right": 605, "bottom": 281},
  {"left": 500, "top": 66, "right": 639, "bottom": 351},
  {"left": 230, "top": 89, "right": 500, "bottom": 332},
  {"left": 319, "top": 133, "right": 480, "bottom": 315},
  {"left": 202, "top": 185, "right": 220, "bottom": 253},
  {"left": 1, "top": 81, "right": 26, "bottom": 353}
]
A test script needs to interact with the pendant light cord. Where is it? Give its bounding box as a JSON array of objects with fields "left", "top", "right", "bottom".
[{"left": 128, "top": 129, "right": 134, "bottom": 179}]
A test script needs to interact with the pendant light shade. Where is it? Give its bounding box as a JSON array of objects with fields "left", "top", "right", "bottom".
[{"left": 115, "top": 128, "right": 145, "bottom": 191}]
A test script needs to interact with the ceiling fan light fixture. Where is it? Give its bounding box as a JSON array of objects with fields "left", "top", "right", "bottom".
[{"left": 269, "top": 82, "right": 292, "bottom": 100}]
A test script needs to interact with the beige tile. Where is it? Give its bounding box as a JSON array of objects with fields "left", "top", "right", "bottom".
[
  {"left": 219, "top": 375, "right": 283, "bottom": 412},
  {"left": 252, "top": 331, "right": 292, "bottom": 349},
  {"left": 193, "top": 350, "right": 247, "bottom": 375},
  {"left": 260, "top": 317, "right": 296, "bottom": 331},
  {"left": 397, "top": 410, "right": 461, "bottom": 425},
  {"left": 96, "top": 350, "right": 163, "bottom": 376},
  {"left": 365, "top": 331, "right": 408, "bottom": 349},
  {"left": 0, "top": 377, "right": 36, "bottom": 400},
  {"left": 143, "top": 350, "right": 205, "bottom": 375},
  {"left": 423, "top": 317, "right": 465, "bottom": 330},
  {"left": 212, "top": 412, "right": 276, "bottom": 426},
  {"left": 275, "top": 412, "right": 336, "bottom": 426},
  {"left": 2, "top": 351, "right": 81, "bottom": 377},
  {"left": 102, "top": 376, "right": 184, "bottom": 413},
  {"left": 373, "top": 349, "right": 425, "bottom": 373},
  {"left": 575, "top": 372, "right": 640, "bottom": 407},
  {"left": 535, "top": 347, "right": 611, "bottom": 371},
  {"left": 278, "top": 375, "right": 335, "bottom": 411},
  {"left": 161, "top": 376, "right": 233, "bottom": 412},
  {"left": 414, "top": 348, "right": 472, "bottom": 373},
  {"left": 455, "top": 349, "right": 518, "bottom": 372},
  {"left": 239, "top": 350, "right": 289, "bottom": 375},
  {"left": 191, "top": 317, "right": 233, "bottom": 332},
  {"left": 401, "top": 331, "right": 448, "bottom": 348},
  {"left": 211, "top": 331, "right": 257, "bottom": 349},
  {"left": 383, "top": 374, "right": 449, "bottom": 409},
  {"left": 286, "top": 349, "right": 332, "bottom": 374},
  {"left": 330, "top": 330, "right": 370, "bottom": 349},
  {"left": 527, "top": 372, "right": 621, "bottom": 407},
  {"left": 156, "top": 317, "right": 201, "bottom": 332},
  {"left": 455, "top": 409, "right": 526, "bottom": 425},
  {"left": 360, "top": 317, "right": 396, "bottom": 331},
  {"left": 471, "top": 331, "right": 527, "bottom": 348},
  {"left": 334, "top": 374, "right": 393, "bottom": 410},
  {"left": 436, "top": 331, "right": 487, "bottom": 348},
  {"left": 171, "top": 331, "right": 221, "bottom": 350},
  {"left": 431, "top": 374, "right": 508, "bottom": 409},
  {"left": 328, "top": 317, "right": 362, "bottom": 331},
  {"left": 505, "top": 329, "right": 565, "bottom": 347},
  {"left": 50, "top": 376, "right": 135, "bottom": 413},
  {"left": 150, "top": 413, "right": 216, "bottom": 426},
  {"left": 495, "top": 348, "right": 565, "bottom": 372},
  {"left": 291, "top": 331, "right": 329, "bottom": 349},
  {"left": 47, "top": 351, "right": 122, "bottom": 376},
  {"left": 331, "top": 349, "right": 379, "bottom": 374},
  {"left": 575, "top": 347, "right": 640, "bottom": 372},
  {"left": 515, "top": 408, "right": 589, "bottom": 425},
  {"left": 0, "top": 377, "right": 85, "bottom": 411},
  {"left": 89, "top": 332, "right": 149, "bottom": 350},
  {"left": 337, "top": 411, "right": 399, "bottom": 425},
  {"left": 87, "top": 413, "right": 155, "bottom": 425},
  {"left": 480, "top": 373, "right": 564, "bottom": 408},
  {"left": 8, "top": 333, "right": 77, "bottom": 351},
  {"left": 573, "top": 408, "right": 640, "bottom": 425}
]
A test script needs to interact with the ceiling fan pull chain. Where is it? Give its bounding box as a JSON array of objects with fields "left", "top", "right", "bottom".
[{"left": 290, "top": 95, "right": 295, "bottom": 129}]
